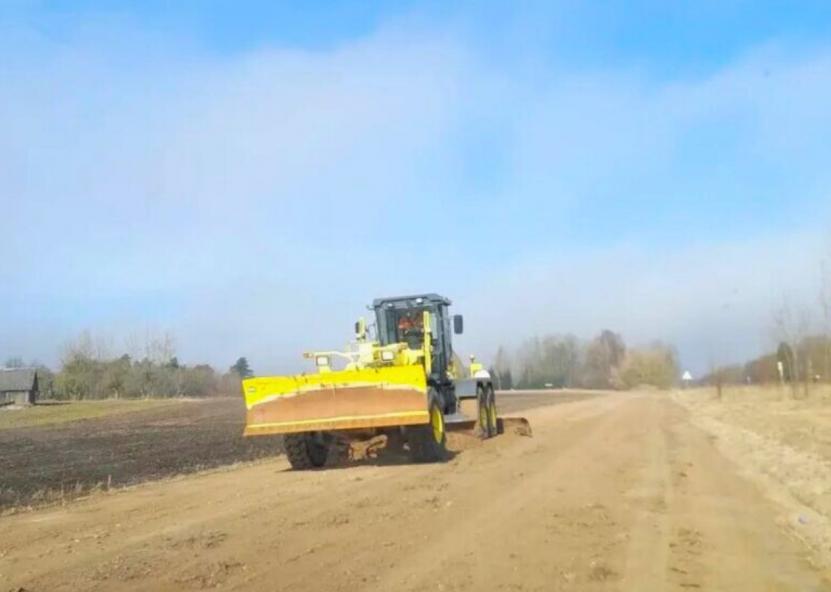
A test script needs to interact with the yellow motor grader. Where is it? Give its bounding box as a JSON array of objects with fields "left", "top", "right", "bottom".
[{"left": 242, "top": 293, "right": 527, "bottom": 469}]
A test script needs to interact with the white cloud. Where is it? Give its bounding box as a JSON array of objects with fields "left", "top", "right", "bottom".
[{"left": 1, "top": 22, "right": 830, "bottom": 375}]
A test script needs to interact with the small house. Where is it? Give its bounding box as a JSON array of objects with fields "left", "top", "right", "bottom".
[{"left": 0, "top": 368, "right": 39, "bottom": 405}]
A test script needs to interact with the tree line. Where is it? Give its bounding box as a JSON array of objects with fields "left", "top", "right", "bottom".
[
  {"left": 3, "top": 332, "right": 254, "bottom": 400},
  {"left": 489, "top": 330, "right": 680, "bottom": 390},
  {"left": 702, "top": 258, "right": 831, "bottom": 396},
  {"left": 704, "top": 335, "right": 831, "bottom": 387}
]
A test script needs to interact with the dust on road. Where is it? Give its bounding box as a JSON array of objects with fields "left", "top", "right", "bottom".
[{"left": 2, "top": 391, "right": 829, "bottom": 591}]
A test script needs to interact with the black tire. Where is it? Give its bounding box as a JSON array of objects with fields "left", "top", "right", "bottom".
[
  {"left": 407, "top": 391, "right": 448, "bottom": 463},
  {"left": 486, "top": 385, "right": 498, "bottom": 437},
  {"left": 477, "top": 386, "right": 491, "bottom": 439},
  {"left": 283, "top": 432, "right": 331, "bottom": 470}
]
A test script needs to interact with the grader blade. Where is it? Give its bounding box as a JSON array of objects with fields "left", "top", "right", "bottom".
[{"left": 243, "top": 366, "right": 430, "bottom": 436}]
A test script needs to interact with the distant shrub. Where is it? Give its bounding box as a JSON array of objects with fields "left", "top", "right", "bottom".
[{"left": 620, "top": 343, "right": 679, "bottom": 390}]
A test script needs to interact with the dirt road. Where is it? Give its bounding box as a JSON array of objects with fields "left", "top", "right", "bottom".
[{"left": 2, "top": 392, "right": 830, "bottom": 591}]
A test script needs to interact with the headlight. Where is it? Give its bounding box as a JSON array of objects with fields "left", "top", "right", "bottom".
[
  {"left": 315, "top": 355, "right": 330, "bottom": 367},
  {"left": 381, "top": 351, "right": 395, "bottom": 361}
]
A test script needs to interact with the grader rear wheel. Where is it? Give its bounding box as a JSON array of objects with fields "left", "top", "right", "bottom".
[
  {"left": 478, "top": 388, "right": 490, "bottom": 439},
  {"left": 486, "top": 386, "right": 498, "bottom": 437},
  {"left": 477, "top": 386, "right": 491, "bottom": 439}
]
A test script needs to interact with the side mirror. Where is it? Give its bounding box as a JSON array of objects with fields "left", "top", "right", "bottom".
[
  {"left": 354, "top": 317, "right": 367, "bottom": 340},
  {"left": 453, "top": 314, "right": 464, "bottom": 335}
]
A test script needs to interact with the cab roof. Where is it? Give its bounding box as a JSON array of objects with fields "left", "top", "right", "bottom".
[{"left": 371, "top": 294, "right": 452, "bottom": 308}]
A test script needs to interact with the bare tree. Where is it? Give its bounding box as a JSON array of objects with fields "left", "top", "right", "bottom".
[
  {"left": 123, "top": 331, "right": 144, "bottom": 361},
  {"left": 582, "top": 329, "right": 626, "bottom": 389},
  {"left": 62, "top": 330, "right": 96, "bottom": 363},
  {"left": 492, "top": 346, "right": 512, "bottom": 390},
  {"left": 144, "top": 331, "right": 177, "bottom": 365},
  {"left": 772, "top": 296, "right": 811, "bottom": 398},
  {"left": 3, "top": 356, "right": 25, "bottom": 369}
]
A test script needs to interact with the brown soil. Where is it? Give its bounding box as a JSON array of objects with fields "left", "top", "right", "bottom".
[
  {"left": 2, "top": 391, "right": 829, "bottom": 591},
  {"left": 0, "top": 390, "right": 593, "bottom": 511},
  {"left": 0, "top": 398, "right": 283, "bottom": 509}
]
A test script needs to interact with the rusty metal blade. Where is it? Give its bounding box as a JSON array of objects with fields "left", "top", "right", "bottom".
[{"left": 245, "top": 384, "right": 429, "bottom": 436}]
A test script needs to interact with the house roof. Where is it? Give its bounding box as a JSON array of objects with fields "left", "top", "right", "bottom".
[{"left": 0, "top": 368, "right": 37, "bottom": 392}]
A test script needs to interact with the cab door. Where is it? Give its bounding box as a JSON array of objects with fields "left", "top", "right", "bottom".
[{"left": 428, "top": 305, "right": 453, "bottom": 382}]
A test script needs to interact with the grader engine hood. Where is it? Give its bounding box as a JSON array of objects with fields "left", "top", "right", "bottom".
[{"left": 243, "top": 365, "right": 429, "bottom": 436}]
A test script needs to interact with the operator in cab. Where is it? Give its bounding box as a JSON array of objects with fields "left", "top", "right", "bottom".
[{"left": 397, "top": 312, "right": 424, "bottom": 349}]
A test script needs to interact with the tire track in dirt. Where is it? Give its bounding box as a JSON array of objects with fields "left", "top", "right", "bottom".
[
  {"left": 620, "top": 396, "right": 675, "bottom": 589},
  {"left": 366, "top": 396, "right": 633, "bottom": 592},
  {"left": 619, "top": 395, "right": 829, "bottom": 591},
  {"left": 0, "top": 395, "right": 626, "bottom": 591}
]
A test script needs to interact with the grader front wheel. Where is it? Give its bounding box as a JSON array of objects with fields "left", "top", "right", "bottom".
[
  {"left": 284, "top": 432, "right": 331, "bottom": 469},
  {"left": 407, "top": 395, "right": 448, "bottom": 463}
]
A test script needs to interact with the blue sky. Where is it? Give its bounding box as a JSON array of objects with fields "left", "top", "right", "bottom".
[{"left": 2, "top": 1, "right": 831, "bottom": 374}]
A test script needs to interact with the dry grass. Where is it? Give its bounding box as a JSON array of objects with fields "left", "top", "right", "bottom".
[
  {"left": 675, "top": 383, "right": 831, "bottom": 564},
  {"left": 676, "top": 385, "right": 831, "bottom": 460},
  {"left": 0, "top": 398, "right": 182, "bottom": 430},
  {"left": 680, "top": 383, "right": 831, "bottom": 402}
]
